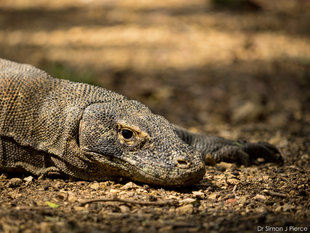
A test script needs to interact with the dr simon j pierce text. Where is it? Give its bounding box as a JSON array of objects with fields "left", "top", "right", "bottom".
[{"left": 257, "top": 226, "right": 308, "bottom": 232}]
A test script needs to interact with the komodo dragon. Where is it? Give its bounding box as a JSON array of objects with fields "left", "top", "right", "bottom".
[{"left": 0, "top": 58, "right": 283, "bottom": 186}]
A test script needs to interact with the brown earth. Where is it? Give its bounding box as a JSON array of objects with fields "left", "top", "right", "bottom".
[{"left": 0, "top": 0, "right": 309, "bottom": 232}]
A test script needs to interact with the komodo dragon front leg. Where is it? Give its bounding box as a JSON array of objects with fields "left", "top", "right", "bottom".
[{"left": 173, "top": 126, "right": 283, "bottom": 166}]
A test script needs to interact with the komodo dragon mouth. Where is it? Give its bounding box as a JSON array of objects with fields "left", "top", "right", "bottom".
[{"left": 83, "top": 150, "right": 206, "bottom": 187}]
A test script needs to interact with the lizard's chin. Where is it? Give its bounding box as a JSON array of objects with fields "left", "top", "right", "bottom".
[{"left": 130, "top": 165, "right": 206, "bottom": 187}]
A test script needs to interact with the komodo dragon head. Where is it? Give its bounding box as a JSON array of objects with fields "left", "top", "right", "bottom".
[{"left": 78, "top": 100, "right": 206, "bottom": 186}]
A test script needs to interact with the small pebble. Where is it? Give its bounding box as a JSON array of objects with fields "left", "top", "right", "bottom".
[
  {"left": 67, "top": 191, "right": 78, "bottom": 202},
  {"left": 121, "top": 182, "right": 140, "bottom": 190},
  {"left": 192, "top": 191, "right": 205, "bottom": 199},
  {"left": 23, "top": 176, "right": 33, "bottom": 183},
  {"left": 8, "top": 178, "right": 23, "bottom": 187},
  {"left": 179, "top": 198, "right": 196, "bottom": 204},
  {"left": 177, "top": 204, "right": 193, "bottom": 214},
  {"left": 89, "top": 183, "right": 100, "bottom": 190},
  {"left": 254, "top": 194, "right": 267, "bottom": 201},
  {"left": 119, "top": 205, "right": 130, "bottom": 213}
]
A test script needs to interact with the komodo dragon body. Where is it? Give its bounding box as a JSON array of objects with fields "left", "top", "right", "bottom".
[{"left": 0, "top": 58, "right": 282, "bottom": 186}]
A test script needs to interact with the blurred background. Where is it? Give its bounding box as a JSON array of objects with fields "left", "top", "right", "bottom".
[{"left": 0, "top": 0, "right": 309, "bottom": 140}]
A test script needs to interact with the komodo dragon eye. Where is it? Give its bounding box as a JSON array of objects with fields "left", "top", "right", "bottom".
[
  {"left": 117, "top": 124, "right": 138, "bottom": 143},
  {"left": 121, "top": 129, "right": 134, "bottom": 139},
  {"left": 117, "top": 124, "right": 149, "bottom": 148}
]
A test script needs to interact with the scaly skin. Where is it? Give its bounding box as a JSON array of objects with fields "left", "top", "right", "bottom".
[{"left": 0, "top": 59, "right": 282, "bottom": 187}]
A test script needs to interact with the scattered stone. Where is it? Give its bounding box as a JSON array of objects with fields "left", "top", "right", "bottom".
[
  {"left": 57, "top": 192, "right": 67, "bottom": 201},
  {"left": 255, "top": 206, "right": 266, "bottom": 213},
  {"left": 89, "top": 183, "right": 100, "bottom": 190},
  {"left": 67, "top": 191, "right": 78, "bottom": 202},
  {"left": 109, "top": 189, "right": 119, "bottom": 194},
  {"left": 0, "top": 173, "right": 8, "bottom": 180},
  {"left": 226, "top": 178, "right": 240, "bottom": 185},
  {"left": 121, "top": 182, "right": 140, "bottom": 190},
  {"left": 216, "top": 162, "right": 236, "bottom": 170},
  {"left": 208, "top": 193, "right": 218, "bottom": 200},
  {"left": 177, "top": 204, "right": 193, "bottom": 214},
  {"left": 238, "top": 196, "right": 248, "bottom": 204},
  {"left": 159, "top": 226, "right": 173, "bottom": 232},
  {"left": 226, "top": 198, "right": 237, "bottom": 204},
  {"left": 136, "top": 188, "right": 147, "bottom": 193},
  {"left": 192, "top": 191, "right": 205, "bottom": 199},
  {"left": 74, "top": 206, "right": 88, "bottom": 212},
  {"left": 76, "top": 181, "right": 88, "bottom": 186},
  {"left": 254, "top": 194, "right": 267, "bottom": 201},
  {"left": 23, "top": 176, "right": 33, "bottom": 183},
  {"left": 179, "top": 198, "right": 196, "bottom": 204},
  {"left": 275, "top": 206, "right": 282, "bottom": 212},
  {"left": 282, "top": 203, "right": 295, "bottom": 212},
  {"left": 167, "top": 195, "right": 177, "bottom": 200},
  {"left": 119, "top": 205, "right": 130, "bottom": 213},
  {"left": 8, "top": 178, "right": 23, "bottom": 187}
]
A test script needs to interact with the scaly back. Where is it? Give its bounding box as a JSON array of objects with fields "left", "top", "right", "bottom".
[{"left": 0, "top": 58, "right": 125, "bottom": 157}]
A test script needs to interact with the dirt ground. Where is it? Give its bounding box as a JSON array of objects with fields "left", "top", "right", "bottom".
[{"left": 0, "top": 0, "right": 310, "bottom": 232}]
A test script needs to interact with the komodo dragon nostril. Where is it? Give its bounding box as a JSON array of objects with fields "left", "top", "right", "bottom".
[{"left": 176, "top": 158, "right": 190, "bottom": 168}]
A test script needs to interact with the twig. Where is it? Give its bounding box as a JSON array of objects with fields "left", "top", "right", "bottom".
[
  {"left": 262, "top": 189, "right": 287, "bottom": 198},
  {"left": 13, "top": 206, "right": 52, "bottom": 210},
  {"left": 232, "top": 184, "right": 238, "bottom": 193},
  {"left": 80, "top": 197, "right": 178, "bottom": 206}
]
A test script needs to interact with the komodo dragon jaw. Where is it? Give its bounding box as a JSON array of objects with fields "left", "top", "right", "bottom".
[
  {"left": 78, "top": 102, "right": 206, "bottom": 186},
  {"left": 83, "top": 150, "right": 206, "bottom": 187}
]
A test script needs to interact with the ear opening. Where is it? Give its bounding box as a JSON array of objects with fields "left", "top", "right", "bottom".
[
  {"left": 75, "top": 118, "right": 83, "bottom": 148},
  {"left": 76, "top": 132, "right": 80, "bottom": 147}
]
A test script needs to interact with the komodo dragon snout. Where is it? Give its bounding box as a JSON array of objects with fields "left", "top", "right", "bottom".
[{"left": 78, "top": 102, "right": 206, "bottom": 186}]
